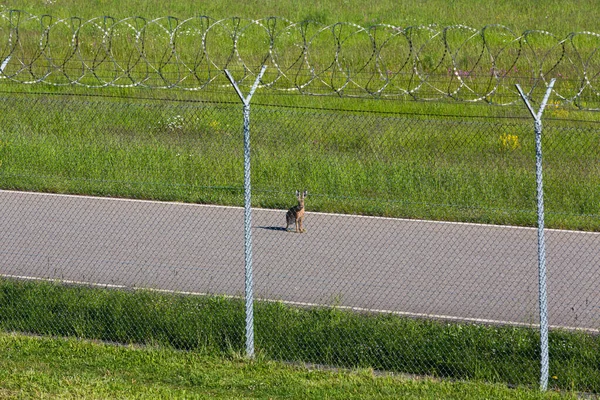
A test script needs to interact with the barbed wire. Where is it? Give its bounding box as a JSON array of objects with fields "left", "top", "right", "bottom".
[{"left": 1, "top": 10, "right": 600, "bottom": 108}]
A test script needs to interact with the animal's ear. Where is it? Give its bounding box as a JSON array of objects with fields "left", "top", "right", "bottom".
[
  {"left": 303, "top": 190, "right": 308, "bottom": 197},
  {"left": 295, "top": 190, "right": 300, "bottom": 196}
]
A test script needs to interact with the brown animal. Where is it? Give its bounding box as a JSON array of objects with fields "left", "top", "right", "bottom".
[{"left": 286, "top": 190, "right": 307, "bottom": 233}]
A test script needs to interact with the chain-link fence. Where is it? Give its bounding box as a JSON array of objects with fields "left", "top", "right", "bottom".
[{"left": 0, "top": 91, "right": 599, "bottom": 393}]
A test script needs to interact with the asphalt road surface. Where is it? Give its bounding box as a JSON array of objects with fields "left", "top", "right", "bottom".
[{"left": 1, "top": 190, "right": 599, "bottom": 331}]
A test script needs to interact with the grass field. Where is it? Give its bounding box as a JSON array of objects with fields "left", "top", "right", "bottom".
[
  {"left": 1, "top": 92, "right": 598, "bottom": 230},
  {"left": 0, "top": 278, "right": 598, "bottom": 395},
  {"left": 0, "top": 332, "right": 576, "bottom": 399},
  {"left": 2, "top": 0, "right": 600, "bottom": 34},
  {"left": 1, "top": 1, "right": 599, "bottom": 233}
]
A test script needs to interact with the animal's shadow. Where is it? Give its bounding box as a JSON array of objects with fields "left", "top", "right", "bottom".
[{"left": 256, "top": 226, "right": 287, "bottom": 232}]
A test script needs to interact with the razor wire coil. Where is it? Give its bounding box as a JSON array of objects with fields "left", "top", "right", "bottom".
[{"left": 1, "top": 10, "right": 600, "bottom": 108}]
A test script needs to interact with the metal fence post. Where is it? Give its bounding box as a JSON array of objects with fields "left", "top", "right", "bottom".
[
  {"left": 515, "top": 79, "right": 556, "bottom": 391},
  {"left": 224, "top": 66, "right": 267, "bottom": 359}
]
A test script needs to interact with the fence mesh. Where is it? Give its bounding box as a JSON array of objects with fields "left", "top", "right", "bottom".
[{"left": 0, "top": 92, "right": 599, "bottom": 392}]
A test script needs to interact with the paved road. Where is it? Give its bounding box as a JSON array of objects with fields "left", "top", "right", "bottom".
[{"left": 1, "top": 190, "right": 599, "bottom": 331}]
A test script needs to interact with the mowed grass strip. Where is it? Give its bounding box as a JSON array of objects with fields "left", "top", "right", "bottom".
[
  {"left": 0, "top": 332, "right": 575, "bottom": 399},
  {"left": 0, "top": 278, "right": 598, "bottom": 393}
]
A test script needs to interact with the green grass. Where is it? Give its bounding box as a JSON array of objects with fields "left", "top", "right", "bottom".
[
  {"left": 1, "top": 93, "right": 598, "bottom": 230},
  {"left": 1, "top": 278, "right": 598, "bottom": 394},
  {"left": 2, "top": 0, "right": 599, "bottom": 35},
  {"left": 0, "top": 332, "right": 575, "bottom": 399}
]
